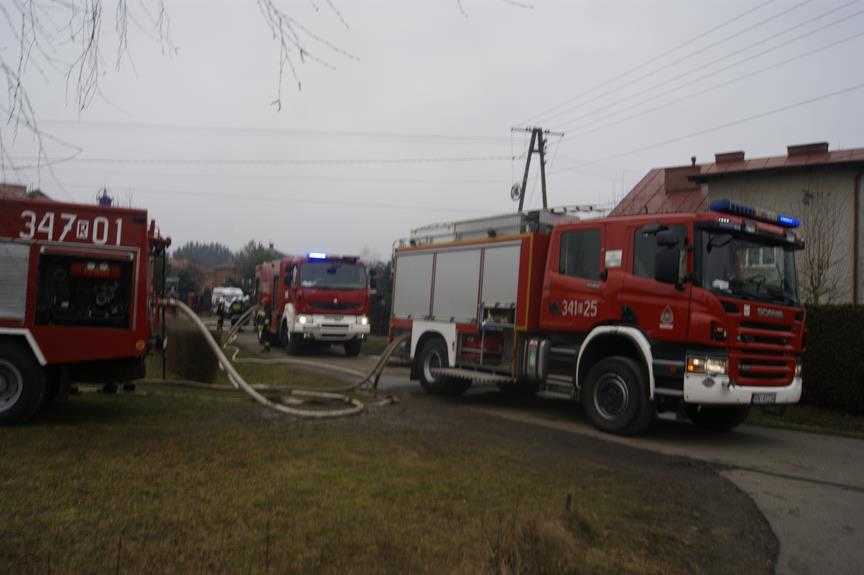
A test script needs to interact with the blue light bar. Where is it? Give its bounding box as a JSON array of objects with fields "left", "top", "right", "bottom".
[
  {"left": 709, "top": 199, "right": 800, "bottom": 229},
  {"left": 308, "top": 252, "right": 327, "bottom": 259}
]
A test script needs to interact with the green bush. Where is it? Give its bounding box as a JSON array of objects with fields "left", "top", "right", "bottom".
[
  {"left": 803, "top": 305, "right": 864, "bottom": 415},
  {"left": 164, "top": 311, "right": 219, "bottom": 383}
]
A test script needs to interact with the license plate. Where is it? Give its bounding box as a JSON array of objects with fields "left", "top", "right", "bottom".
[
  {"left": 752, "top": 392, "right": 777, "bottom": 405},
  {"left": 325, "top": 315, "right": 343, "bottom": 321}
]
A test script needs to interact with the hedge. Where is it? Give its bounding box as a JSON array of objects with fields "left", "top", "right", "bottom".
[
  {"left": 164, "top": 311, "right": 219, "bottom": 384},
  {"left": 802, "top": 305, "right": 864, "bottom": 415}
]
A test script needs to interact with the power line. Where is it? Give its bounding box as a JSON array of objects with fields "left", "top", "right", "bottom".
[
  {"left": 36, "top": 118, "right": 511, "bottom": 143},
  {"left": 533, "top": 0, "right": 819, "bottom": 126},
  {"left": 551, "top": 79, "right": 864, "bottom": 175},
  {"left": 523, "top": 0, "right": 783, "bottom": 124},
  {"left": 10, "top": 153, "right": 521, "bottom": 168},
  {"left": 566, "top": 27, "right": 864, "bottom": 138},
  {"left": 63, "top": 184, "right": 495, "bottom": 215},
  {"left": 555, "top": 0, "right": 862, "bottom": 132}
]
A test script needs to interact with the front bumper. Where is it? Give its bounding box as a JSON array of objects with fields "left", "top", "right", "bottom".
[
  {"left": 683, "top": 373, "right": 802, "bottom": 405},
  {"left": 292, "top": 314, "right": 370, "bottom": 343}
]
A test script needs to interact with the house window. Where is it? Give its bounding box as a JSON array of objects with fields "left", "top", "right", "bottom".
[
  {"left": 559, "top": 229, "right": 601, "bottom": 280},
  {"left": 745, "top": 247, "right": 776, "bottom": 267}
]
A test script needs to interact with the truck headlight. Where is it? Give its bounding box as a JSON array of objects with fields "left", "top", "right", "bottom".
[
  {"left": 359, "top": 316, "right": 369, "bottom": 326},
  {"left": 686, "top": 355, "right": 728, "bottom": 376},
  {"left": 298, "top": 315, "right": 308, "bottom": 325}
]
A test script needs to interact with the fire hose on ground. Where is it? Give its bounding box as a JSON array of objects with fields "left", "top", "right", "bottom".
[{"left": 160, "top": 298, "right": 408, "bottom": 418}]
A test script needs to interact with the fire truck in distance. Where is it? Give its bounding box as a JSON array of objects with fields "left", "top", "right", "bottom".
[
  {"left": 0, "top": 196, "right": 169, "bottom": 424},
  {"left": 390, "top": 200, "right": 805, "bottom": 435},
  {"left": 255, "top": 254, "right": 371, "bottom": 356}
]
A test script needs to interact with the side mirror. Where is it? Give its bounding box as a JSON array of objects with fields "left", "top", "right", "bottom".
[{"left": 654, "top": 230, "right": 681, "bottom": 286}]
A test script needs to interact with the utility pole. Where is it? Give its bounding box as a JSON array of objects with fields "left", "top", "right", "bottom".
[{"left": 511, "top": 126, "right": 564, "bottom": 212}]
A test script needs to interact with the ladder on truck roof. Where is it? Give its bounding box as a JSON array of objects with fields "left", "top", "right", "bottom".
[{"left": 404, "top": 205, "right": 608, "bottom": 247}]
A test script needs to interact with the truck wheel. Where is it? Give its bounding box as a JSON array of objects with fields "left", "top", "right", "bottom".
[
  {"left": 0, "top": 343, "right": 47, "bottom": 425},
  {"left": 581, "top": 356, "right": 654, "bottom": 435},
  {"left": 279, "top": 323, "right": 300, "bottom": 355},
  {"left": 685, "top": 405, "right": 750, "bottom": 432},
  {"left": 344, "top": 338, "right": 363, "bottom": 357},
  {"left": 416, "top": 338, "right": 470, "bottom": 396}
]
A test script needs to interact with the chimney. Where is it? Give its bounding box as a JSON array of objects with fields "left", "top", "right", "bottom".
[
  {"left": 715, "top": 150, "right": 745, "bottom": 164},
  {"left": 787, "top": 142, "right": 829, "bottom": 157}
]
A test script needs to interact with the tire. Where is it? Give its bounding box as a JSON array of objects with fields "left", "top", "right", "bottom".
[
  {"left": 0, "top": 342, "right": 47, "bottom": 425},
  {"left": 581, "top": 356, "right": 654, "bottom": 435},
  {"left": 416, "top": 338, "right": 471, "bottom": 396},
  {"left": 344, "top": 338, "right": 363, "bottom": 357},
  {"left": 280, "top": 323, "right": 301, "bottom": 355},
  {"left": 685, "top": 404, "right": 750, "bottom": 432}
]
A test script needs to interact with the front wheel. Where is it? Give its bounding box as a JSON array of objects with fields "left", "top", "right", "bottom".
[
  {"left": 344, "top": 338, "right": 363, "bottom": 357},
  {"left": 685, "top": 405, "right": 750, "bottom": 432},
  {"left": 416, "top": 338, "right": 470, "bottom": 396},
  {"left": 280, "top": 323, "right": 302, "bottom": 355},
  {"left": 0, "top": 343, "right": 47, "bottom": 425},
  {"left": 581, "top": 356, "right": 654, "bottom": 435}
]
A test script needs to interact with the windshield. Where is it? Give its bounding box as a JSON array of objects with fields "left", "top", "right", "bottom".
[
  {"left": 699, "top": 231, "right": 799, "bottom": 305},
  {"left": 300, "top": 262, "right": 366, "bottom": 290}
]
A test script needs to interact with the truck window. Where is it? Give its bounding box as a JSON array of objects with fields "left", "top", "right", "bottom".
[
  {"left": 633, "top": 224, "right": 687, "bottom": 279},
  {"left": 559, "top": 229, "right": 601, "bottom": 280}
]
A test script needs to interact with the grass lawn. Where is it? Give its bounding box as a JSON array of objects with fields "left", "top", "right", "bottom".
[
  {"left": 0, "top": 374, "right": 776, "bottom": 574},
  {"left": 749, "top": 404, "right": 864, "bottom": 439}
]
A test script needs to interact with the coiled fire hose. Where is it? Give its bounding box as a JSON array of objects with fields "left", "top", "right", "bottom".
[{"left": 161, "top": 298, "right": 407, "bottom": 418}]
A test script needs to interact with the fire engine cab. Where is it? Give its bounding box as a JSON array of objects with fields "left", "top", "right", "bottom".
[
  {"left": 255, "top": 253, "right": 371, "bottom": 356},
  {"left": 390, "top": 201, "right": 805, "bottom": 435},
  {"left": 0, "top": 196, "right": 168, "bottom": 424}
]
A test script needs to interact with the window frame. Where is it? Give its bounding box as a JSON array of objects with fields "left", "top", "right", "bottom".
[{"left": 557, "top": 227, "right": 603, "bottom": 281}]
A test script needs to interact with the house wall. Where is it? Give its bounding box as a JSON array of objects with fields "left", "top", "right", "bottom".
[
  {"left": 858, "top": 172, "right": 864, "bottom": 304},
  {"left": 704, "top": 168, "right": 859, "bottom": 304}
]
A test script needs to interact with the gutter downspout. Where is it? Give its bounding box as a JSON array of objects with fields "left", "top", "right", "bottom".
[{"left": 855, "top": 171, "right": 863, "bottom": 305}]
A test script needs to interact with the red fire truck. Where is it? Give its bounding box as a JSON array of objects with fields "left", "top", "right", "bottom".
[
  {"left": 390, "top": 201, "right": 805, "bottom": 434},
  {"left": 255, "top": 253, "right": 371, "bottom": 356},
  {"left": 0, "top": 196, "right": 169, "bottom": 424}
]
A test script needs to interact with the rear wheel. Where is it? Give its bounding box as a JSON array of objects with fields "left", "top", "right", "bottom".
[
  {"left": 581, "top": 356, "right": 654, "bottom": 435},
  {"left": 0, "top": 343, "right": 47, "bottom": 425},
  {"left": 416, "top": 338, "right": 470, "bottom": 396},
  {"left": 685, "top": 404, "right": 750, "bottom": 432},
  {"left": 344, "top": 338, "right": 363, "bottom": 357}
]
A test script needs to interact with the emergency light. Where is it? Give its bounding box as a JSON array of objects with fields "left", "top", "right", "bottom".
[
  {"left": 308, "top": 252, "right": 327, "bottom": 260},
  {"left": 709, "top": 199, "right": 800, "bottom": 229}
]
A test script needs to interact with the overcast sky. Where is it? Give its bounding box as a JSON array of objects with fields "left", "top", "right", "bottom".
[{"left": 5, "top": 0, "right": 863, "bottom": 258}]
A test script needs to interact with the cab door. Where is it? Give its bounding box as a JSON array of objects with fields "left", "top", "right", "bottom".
[
  {"left": 617, "top": 223, "right": 692, "bottom": 344},
  {"left": 540, "top": 223, "right": 614, "bottom": 335}
]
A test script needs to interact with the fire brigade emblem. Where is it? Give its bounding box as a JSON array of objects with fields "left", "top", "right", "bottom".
[
  {"left": 659, "top": 305, "right": 674, "bottom": 330},
  {"left": 333, "top": 298, "right": 338, "bottom": 305}
]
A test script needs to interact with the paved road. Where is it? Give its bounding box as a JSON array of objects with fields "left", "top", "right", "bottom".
[{"left": 233, "top": 337, "right": 863, "bottom": 575}]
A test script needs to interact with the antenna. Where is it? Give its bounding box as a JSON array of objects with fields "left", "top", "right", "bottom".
[{"left": 511, "top": 126, "right": 564, "bottom": 212}]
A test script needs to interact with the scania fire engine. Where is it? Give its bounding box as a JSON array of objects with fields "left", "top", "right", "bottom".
[
  {"left": 390, "top": 200, "right": 805, "bottom": 434},
  {"left": 0, "top": 196, "right": 169, "bottom": 424},
  {"left": 255, "top": 253, "right": 371, "bottom": 356}
]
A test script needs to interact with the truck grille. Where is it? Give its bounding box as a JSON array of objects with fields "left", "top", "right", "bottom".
[
  {"left": 733, "top": 321, "right": 795, "bottom": 387},
  {"left": 314, "top": 301, "right": 361, "bottom": 312}
]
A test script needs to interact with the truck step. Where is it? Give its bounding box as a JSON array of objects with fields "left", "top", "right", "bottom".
[{"left": 430, "top": 367, "right": 513, "bottom": 384}]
